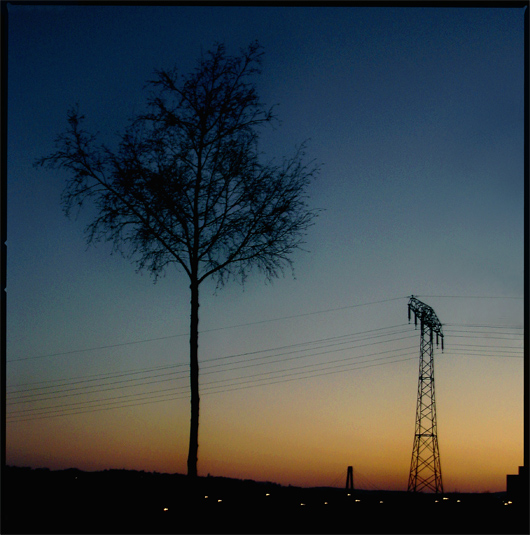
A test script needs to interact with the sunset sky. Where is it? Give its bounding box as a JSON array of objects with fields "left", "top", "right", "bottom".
[{"left": 5, "top": 4, "right": 525, "bottom": 493}]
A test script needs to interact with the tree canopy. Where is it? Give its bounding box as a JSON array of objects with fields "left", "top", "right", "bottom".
[{"left": 38, "top": 42, "right": 318, "bottom": 287}]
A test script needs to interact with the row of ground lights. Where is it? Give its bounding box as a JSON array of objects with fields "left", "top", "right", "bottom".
[{"left": 162, "top": 494, "right": 471, "bottom": 511}]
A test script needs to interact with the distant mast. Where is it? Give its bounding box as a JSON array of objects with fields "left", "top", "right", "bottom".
[{"left": 346, "top": 465, "right": 354, "bottom": 493}]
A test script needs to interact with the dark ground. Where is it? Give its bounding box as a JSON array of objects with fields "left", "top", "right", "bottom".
[{"left": 2, "top": 466, "right": 528, "bottom": 534}]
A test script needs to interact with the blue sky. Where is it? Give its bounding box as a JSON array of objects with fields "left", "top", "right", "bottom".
[{"left": 5, "top": 5, "right": 525, "bottom": 491}]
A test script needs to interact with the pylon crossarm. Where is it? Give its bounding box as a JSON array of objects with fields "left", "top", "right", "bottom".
[{"left": 408, "top": 295, "right": 444, "bottom": 350}]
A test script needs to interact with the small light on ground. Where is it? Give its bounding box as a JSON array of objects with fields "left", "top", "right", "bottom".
[{"left": 163, "top": 507, "right": 169, "bottom": 512}]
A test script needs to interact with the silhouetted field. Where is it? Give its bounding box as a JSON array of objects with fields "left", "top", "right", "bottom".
[{"left": 2, "top": 466, "right": 528, "bottom": 534}]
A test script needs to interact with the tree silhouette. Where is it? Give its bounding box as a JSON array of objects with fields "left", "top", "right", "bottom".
[{"left": 35, "top": 41, "right": 319, "bottom": 478}]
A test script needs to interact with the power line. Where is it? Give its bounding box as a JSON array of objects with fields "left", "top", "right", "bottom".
[
  {"left": 7, "top": 355, "right": 520, "bottom": 423},
  {"left": 7, "top": 323, "right": 523, "bottom": 423},
  {"left": 451, "top": 334, "right": 515, "bottom": 341},
  {"left": 6, "top": 333, "right": 189, "bottom": 363},
  {"left": 7, "top": 351, "right": 418, "bottom": 423},
  {"left": 9, "top": 337, "right": 522, "bottom": 423},
  {"left": 200, "top": 351, "right": 417, "bottom": 395},
  {"left": 7, "top": 297, "right": 407, "bottom": 364},
  {"left": 7, "top": 329, "right": 416, "bottom": 405},
  {"left": 7, "top": 293, "right": 521, "bottom": 365},
  {"left": 444, "top": 323, "right": 523, "bottom": 329},
  {"left": 202, "top": 346, "right": 416, "bottom": 390},
  {"left": 443, "top": 350, "right": 523, "bottom": 359},
  {"left": 7, "top": 350, "right": 417, "bottom": 422},
  {"left": 7, "top": 323, "right": 522, "bottom": 410},
  {"left": 199, "top": 331, "right": 415, "bottom": 376},
  {"left": 6, "top": 328, "right": 418, "bottom": 419},
  {"left": 447, "top": 343, "right": 522, "bottom": 352},
  {"left": 8, "top": 324, "right": 411, "bottom": 390},
  {"left": 8, "top": 345, "right": 418, "bottom": 418},
  {"left": 7, "top": 362, "right": 188, "bottom": 392},
  {"left": 415, "top": 295, "right": 523, "bottom": 300}
]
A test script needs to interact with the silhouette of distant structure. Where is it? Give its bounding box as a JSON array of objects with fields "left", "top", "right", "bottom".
[
  {"left": 506, "top": 465, "right": 528, "bottom": 504},
  {"left": 345, "top": 466, "right": 354, "bottom": 492},
  {"left": 407, "top": 296, "right": 444, "bottom": 494}
]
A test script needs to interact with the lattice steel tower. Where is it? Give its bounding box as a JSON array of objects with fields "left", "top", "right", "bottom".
[{"left": 407, "top": 296, "right": 444, "bottom": 493}]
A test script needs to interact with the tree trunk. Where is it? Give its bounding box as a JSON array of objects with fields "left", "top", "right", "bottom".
[{"left": 187, "top": 279, "right": 200, "bottom": 478}]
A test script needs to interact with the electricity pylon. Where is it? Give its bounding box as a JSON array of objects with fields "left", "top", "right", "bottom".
[{"left": 407, "top": 295, "right": 444, "bottom": 494}]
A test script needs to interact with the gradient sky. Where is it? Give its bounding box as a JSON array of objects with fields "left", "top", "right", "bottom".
[{"left": 5, "top": 4, "right": 525, "bottom": 492}]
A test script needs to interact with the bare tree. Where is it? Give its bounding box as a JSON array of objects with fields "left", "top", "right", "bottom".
[{"left": 36, "top": 41, "right": 319, "bottom": 478}]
